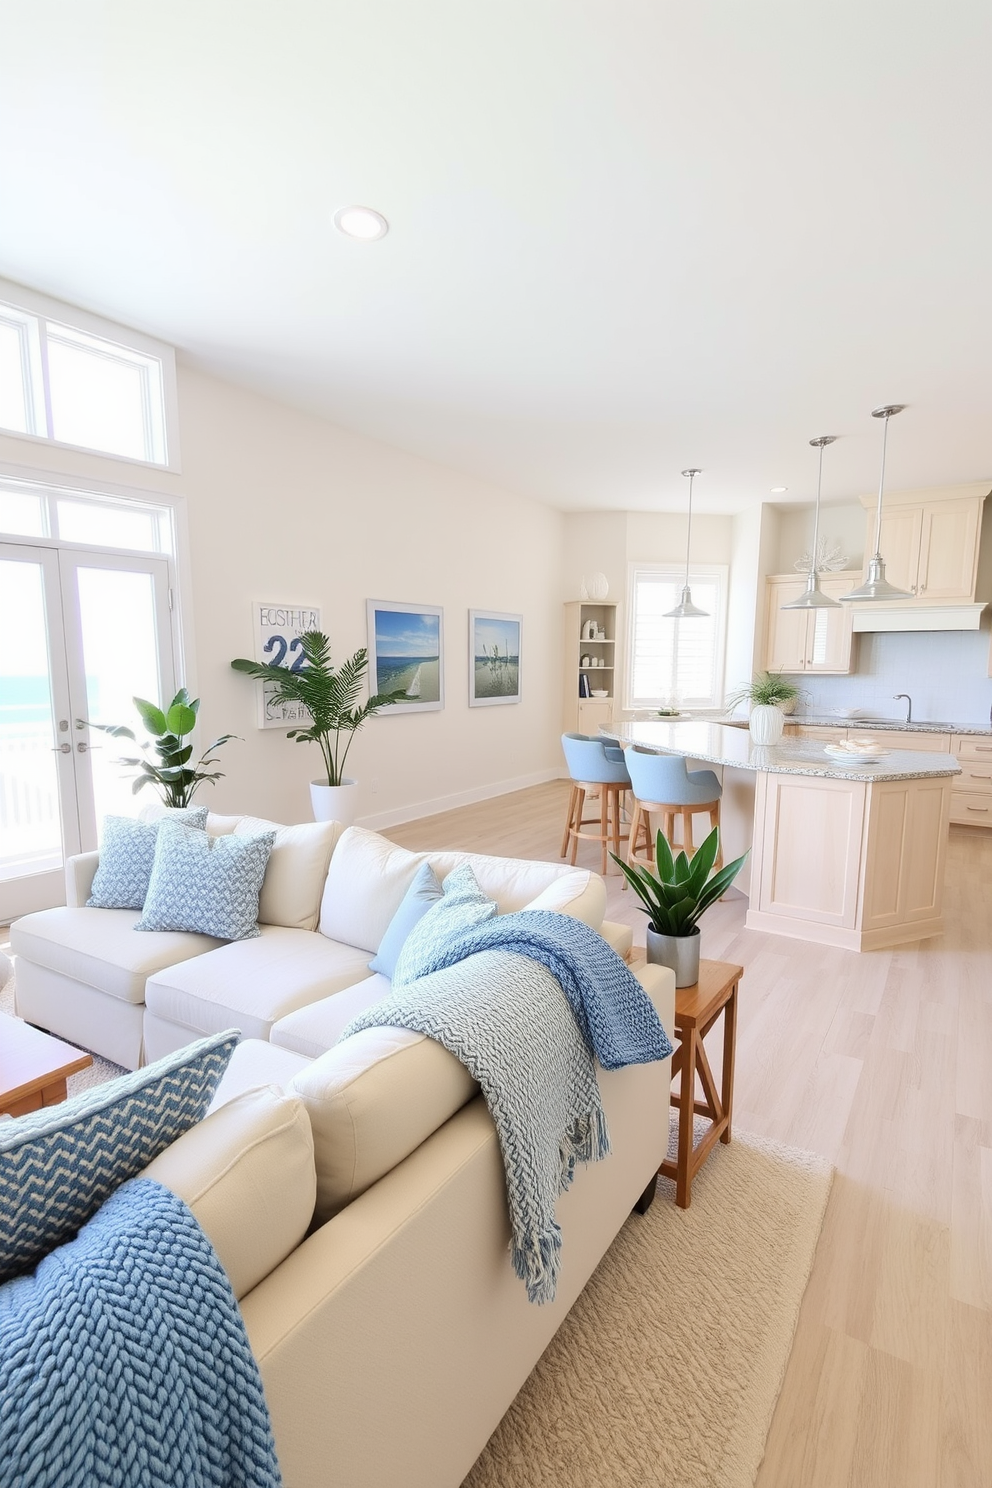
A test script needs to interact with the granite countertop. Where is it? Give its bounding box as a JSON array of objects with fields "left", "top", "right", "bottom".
[
  {"left": 609, "top": 721, "right": 963, "bottom": 783},
  {"left": 717, "top": 714, "right": 992, "bottom": 737}
]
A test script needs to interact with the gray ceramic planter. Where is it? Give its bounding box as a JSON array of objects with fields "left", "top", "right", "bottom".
[{"left": 646, "top": 926, "right": 701, "bottom": 988}]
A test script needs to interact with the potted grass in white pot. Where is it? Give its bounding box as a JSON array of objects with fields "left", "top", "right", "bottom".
[
  {"left": 728, "top": 672, "right": 805, "bottom": 745},
  {"left": 231, "top": 631, "right": 404, "bottom": 825},
  {"left": 611, "top": 827, "right": 749, "bottom": 987}
]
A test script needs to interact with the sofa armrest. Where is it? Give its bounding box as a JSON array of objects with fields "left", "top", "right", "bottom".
[
  {"left": 633, "top": 961, "right": 676, "bottom": 1037},
  {"left": 65, "top": 851, "right": 100, "bottom": 907}
]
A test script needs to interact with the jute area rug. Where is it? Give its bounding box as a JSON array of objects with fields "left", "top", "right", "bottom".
[{"left": 463, "top": 1126, "right": 832, "bottom": 1488}]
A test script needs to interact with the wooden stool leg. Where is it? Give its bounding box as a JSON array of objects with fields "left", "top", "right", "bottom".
[
  {"left": 599, "top": 788, "right": 609, "bottom": 876},
  {"left": 569, "top": 788, "right": 585, "bottom": 865},
  {"left": 626, "top": 802, "right": 643, "bottom": 875},
  {"left": 663, "top": 810, "right": 675, "bottom": 855},
  {"left": 683, "top": 807, "right": 695, "bottom": 857},
  {"left": 710, "top": 803, "right": 723, "bottom": 868},
  {"left": 561, "top": 785, "right": 577, "bottom": 858},
  {"left": 610, "top": 786, "right": 622, "bottom": 869}
]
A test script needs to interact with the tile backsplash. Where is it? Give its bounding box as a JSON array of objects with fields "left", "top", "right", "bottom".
[{"left": 796, "top": 627, "right": 992, "bottom": 727}]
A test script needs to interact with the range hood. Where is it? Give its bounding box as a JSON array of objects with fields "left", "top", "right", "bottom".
[{"left": 852, "top": 602, "right": 987, "bottom": 633}]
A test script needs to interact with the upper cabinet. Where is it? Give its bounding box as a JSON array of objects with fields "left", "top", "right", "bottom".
[
  {"left": 763, "top": 571, "right": 859, "bottom": 673},
  {"left": 861, "top": 484, "right": 988, "bottom": 603}
]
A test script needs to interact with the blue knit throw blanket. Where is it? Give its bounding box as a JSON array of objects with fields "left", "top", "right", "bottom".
[
  {"left": 0, "top": 1178, "right": 282, "bottom": 1488},
  {"left": 342, "top": 913, "right": 672, "bottom": 1305}
]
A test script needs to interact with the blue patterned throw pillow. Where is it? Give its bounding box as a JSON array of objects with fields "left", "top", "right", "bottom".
[
  {"left": 369, "top": 861, "right": 444, "bottom": 978},
  {"left": 392, "top": 862, "right": 498, "bottom": 986},
  {"left": 87, "top": 808, "right": 209, "bottom": 910},
  {"left": 0, "top": 1029, "right": 237, "bottom": 1283},
  {"left": 135, "top": 819, "right": 276, "bottom": 940}
]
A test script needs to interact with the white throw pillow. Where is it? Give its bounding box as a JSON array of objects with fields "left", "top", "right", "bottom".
[
  {"left": 234, "top": 817, "right": 342, "bottom": 932},
  {"left": 319, "top": 826, "right": 426, "bottom": 953}
]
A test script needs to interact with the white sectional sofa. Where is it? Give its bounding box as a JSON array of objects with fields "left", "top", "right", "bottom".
[
  {"left": 10, "top": 817, "right": 632, "bottom": 1069},
  {"left": 142, "top": 952, "right": 675, "bottom": 1488}
]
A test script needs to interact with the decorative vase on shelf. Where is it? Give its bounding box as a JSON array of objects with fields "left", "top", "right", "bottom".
[
  {"left": 749, "top": 704, "right": 785, "bottom": 745},
  {"left": 587, "top": 572, "right": 609, "bottom": 601}
]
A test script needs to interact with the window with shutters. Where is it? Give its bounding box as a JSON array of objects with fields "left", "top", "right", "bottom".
[{"left": 625, "top": 565, "right": 728, "bottom": 709}]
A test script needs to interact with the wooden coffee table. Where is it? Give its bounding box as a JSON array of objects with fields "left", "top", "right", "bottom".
[
  {"left": 0, "top": 1013, "right": 92, "bottom": 1117},
  {"left": 657, "top": 959, "right": 743, "bottom": 1209}
]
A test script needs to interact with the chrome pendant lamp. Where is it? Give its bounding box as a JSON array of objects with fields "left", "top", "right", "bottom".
[
  {"left": 782, "top": 435, "right": 841, "bottom": 610},
  {"left": 664, "top": 468, "right": 709, "bottom": 618},
  {"left": 839, "top": 404, "right": 913, "bottom": 602}
]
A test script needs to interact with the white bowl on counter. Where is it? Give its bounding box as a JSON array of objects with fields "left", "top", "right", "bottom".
[{"left": 590, "top": 689, "right": 609, "bottom": 698}]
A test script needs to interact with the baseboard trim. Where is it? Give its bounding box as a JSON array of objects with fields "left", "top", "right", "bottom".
[{"left": 356, "top": 768, "right": 561, "bottom": 832}]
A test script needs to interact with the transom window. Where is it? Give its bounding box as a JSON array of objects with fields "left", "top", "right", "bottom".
[
  {"left": 0, "top": 477, "right": 174, "bottom": 555},
  {"left": 0, "top": 282, "right": 177, "bottom": 469},
  {"left": 626, "top": 565, "right": 727, "bottom": 710}
]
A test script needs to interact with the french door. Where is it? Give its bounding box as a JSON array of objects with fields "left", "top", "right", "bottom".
[{"left": 0, "top": 542, "right": 175, "bottom": 921}]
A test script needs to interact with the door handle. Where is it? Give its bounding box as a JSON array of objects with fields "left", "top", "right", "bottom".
[
  {"left": 76, "top": 742, "right": 88, "bottom": 753},
  {"left": 52, "top": 743, "right": 71, "bottom": 754}
]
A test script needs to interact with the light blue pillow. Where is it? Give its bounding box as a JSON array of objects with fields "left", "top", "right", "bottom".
[
  {"left": 0, "top": 1029, "right": 237, "bottom": 1283},
  {"left": 135, "top": 820, "right": 276, "bottom": 941},
  {"left": 87, "top": 808, "right": 209, "bottom": 910},
  {"left": 369, "top": 862, "right": 443, "bottom": 978},
  {"left": 392, "top": 862, "right": 498, "bottom": 987}
]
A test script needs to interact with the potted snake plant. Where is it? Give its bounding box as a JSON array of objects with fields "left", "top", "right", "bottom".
[{"left": 611, "top": 827, "right": 749, "bottom": 986}]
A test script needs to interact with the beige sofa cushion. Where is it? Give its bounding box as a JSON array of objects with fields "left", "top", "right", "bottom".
[
  {"left": 290, "top": 1027, "right": 479, "bottom": 1224},
  {"left": 144, "top": 925, "right": 375, "bottom": 1041},
  {"left": 270, "top": 973, "right": 393, "bottom": 1059},
  {"left": 208, "top": 1038, "right": 313, "bottom": 1110},
  {"left": 9, "top": 907, "right": 223, "bottom": 1004},
  {"left": 233, "top": 817, "right": 342, "bottom": 931},
  {"left": 143, "top": 1084, "right": 315, "bottom": 1300}
]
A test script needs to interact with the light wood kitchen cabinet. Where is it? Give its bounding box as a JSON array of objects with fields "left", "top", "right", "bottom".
[
  {"left": 563, "top": 601, "right": 618, "bottom": 735},
  {"left": 861, "top": 484, "right": 988, "bottom": 602},
  {"left": 762, "top": 572, "right": 859, "bottom": 674},
  {"left": 950, "top": 734, "right": 992, "bottom": 827}
]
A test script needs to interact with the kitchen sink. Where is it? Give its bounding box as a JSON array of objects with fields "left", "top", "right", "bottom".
[{"left": 904, "top": 721, "right": 958, "bottom": 729}]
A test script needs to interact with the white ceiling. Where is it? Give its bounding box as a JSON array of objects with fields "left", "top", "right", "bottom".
[{"left": 2, "top": 2, "right": 991, "bottom": 514}]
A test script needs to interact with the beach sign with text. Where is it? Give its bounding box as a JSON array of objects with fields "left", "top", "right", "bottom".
[{"left": 253, "top": 602, "right": 321, "bottom": 729}]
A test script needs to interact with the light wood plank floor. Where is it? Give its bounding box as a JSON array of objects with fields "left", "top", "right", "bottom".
[{"left": 389, "top": 779, "right": 992, "bottom": 1488}]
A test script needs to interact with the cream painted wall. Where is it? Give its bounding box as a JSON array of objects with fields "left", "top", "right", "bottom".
[
  {"left": 772, "top": 501, "right": 867, "bottom": 575},
  {"left": 0, "top": 368, "right": 566, "bottom": 828}
]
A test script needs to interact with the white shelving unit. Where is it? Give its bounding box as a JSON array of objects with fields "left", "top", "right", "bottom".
[{"left": 563, "top": 601, "right": 619, "bottom": 735}]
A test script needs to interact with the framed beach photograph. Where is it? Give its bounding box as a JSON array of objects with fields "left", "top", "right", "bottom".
[
  {"left": 367, "top": 600, "right": 444, "bottom": 714},
  {"left": 469, "top": 610, "right": 522, "bottom": 707}
]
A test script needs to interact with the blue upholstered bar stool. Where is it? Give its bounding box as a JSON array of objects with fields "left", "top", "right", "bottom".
[
  {"left": 624, "top": 746, "right": 723, "bottom": 873},
  {"left": 560, "top": 733, "right": 632, "bottom": 875}
]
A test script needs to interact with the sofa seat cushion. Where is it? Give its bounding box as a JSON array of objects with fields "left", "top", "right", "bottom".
[
  {"left": 208, "top": 1039, "right": 314, "bottom": 1111},
  {"left": 269, "top": 974, "right": 393, "bottom": 1059},
  {"left": 144, "top": 926, "right": 375, "bottom": 1043},
  {"left": 9, "top": 907, "right": 224, "bottom": 1005}
]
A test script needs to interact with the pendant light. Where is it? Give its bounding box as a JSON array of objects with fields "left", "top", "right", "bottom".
[
  {"left": 664, "top": 468, "right": 709, "bottom": 618},
  {"left": 839, "top": 404, "right": 913, "bottom": 602},
  {"left": 782, "top": 435, "right": 841, "bottom": 610}
]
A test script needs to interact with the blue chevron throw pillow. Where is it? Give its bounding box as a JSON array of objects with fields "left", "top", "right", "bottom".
[
  {"left": 135, "top": 820, "right": 276, "bottom": 940},
  {"left": 0, "top": 1029, "right": 238, "bottom": 1283}
]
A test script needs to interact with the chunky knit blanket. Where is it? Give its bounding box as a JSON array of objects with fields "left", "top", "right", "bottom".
[
  {"left": 0, "top": 1177, "right": 282, "bottom": 1488},
  {"left": 342, "top": 914, "right": 672, "bottom": 1305}
]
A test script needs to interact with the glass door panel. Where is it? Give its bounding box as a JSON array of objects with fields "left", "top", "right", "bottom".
[
  {"left": 0, "top": 544, "right": 80, "bottom": 920},
  {"left": 59, "top": 551, "right": 175, "bottom": 850}
]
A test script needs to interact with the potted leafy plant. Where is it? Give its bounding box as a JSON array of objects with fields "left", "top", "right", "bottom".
[
  {"left": 81, "top": 690, "right": 237, "bottom": 807},
  {"left": 727, "top": 672, "right": 805, "bottom": 745},
  {"left": 611, "top": 827, "right": 749, "bottom": 987},
  {"left": 231, "top": 631, "right": 404, "bottom": 825}
]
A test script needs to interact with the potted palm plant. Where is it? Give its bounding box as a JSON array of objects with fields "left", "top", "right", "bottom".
[
  {"left": 611, "top": 827, "right": 749, "bottom": 987},
  {"left": 231, "top": 631, "right": 404, "bottom": 825},
  {"left": 727, "top": 672, "right": 805, "bottom": 745},
  {"left": 81, "top": 690, "right": 237, "bottom": 806}
]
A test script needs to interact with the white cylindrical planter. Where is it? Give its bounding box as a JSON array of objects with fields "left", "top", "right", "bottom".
[
  {"left": 310, "top": 778, "right": 359, "bottom": 826},
  {"left": 646, "top": 926, "right": 701, "bottom": 988},
  {"left": 749, "top": 704, "right": 785, "bottom": 745}
]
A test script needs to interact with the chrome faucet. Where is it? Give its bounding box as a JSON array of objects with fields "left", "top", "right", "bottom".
[{"left": 894, "top": 693, "right": 912, "bottom": 724}]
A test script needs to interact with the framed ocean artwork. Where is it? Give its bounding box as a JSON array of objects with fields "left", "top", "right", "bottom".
[
  {"left": 469, "top": 610, "right": 521, "bottom": 706},
  {"left": 367, "top": 600, "right": 444, "bottom": 714}
]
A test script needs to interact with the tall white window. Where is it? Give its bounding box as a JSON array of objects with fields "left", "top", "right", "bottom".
[
  {"left": 626, "top": 565, "right": 727, "bottom": 709},
  {"left": 0, "top": 282, "right": 178, "bottom": 469}
]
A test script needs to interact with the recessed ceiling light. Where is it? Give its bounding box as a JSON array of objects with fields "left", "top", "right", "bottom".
[
  {"left": 770, "top": 486, "right": 788, "bottom": 493},
  {"left": 333, "top": 206, "right": 389, "bottom": 241}
]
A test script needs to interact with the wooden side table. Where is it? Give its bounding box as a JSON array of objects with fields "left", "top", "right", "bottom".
[{"left": 658, "top": 959, "right": 743, "bottom": 1208}]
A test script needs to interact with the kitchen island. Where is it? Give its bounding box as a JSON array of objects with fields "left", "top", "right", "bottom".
[{"left": 609, "top": 721, "right": 961, "bottom": 951}]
